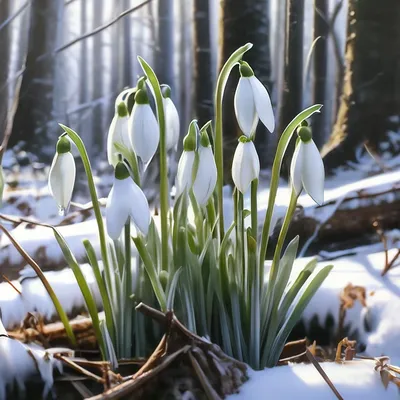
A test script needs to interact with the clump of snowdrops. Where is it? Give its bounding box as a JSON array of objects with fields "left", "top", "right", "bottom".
[{"left": 47, "top": 43, "right": 332, "bottom": 369}]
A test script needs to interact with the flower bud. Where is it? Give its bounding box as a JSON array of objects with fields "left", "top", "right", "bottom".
[
  {"left": 232, "top": 138, "right": 260, "bottom": 194},
  {"left": 48, "top": 137, "right": 76, "bottom": 216},
  {"left": 162, "top": 85, "right": 180, "bottom": 151}
]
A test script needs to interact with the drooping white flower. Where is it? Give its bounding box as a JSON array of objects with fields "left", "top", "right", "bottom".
[
  {"left": 106, "top": 162, "right": 150, "bottom": 239},
  {"left": 175, "top": 121, "right": 198, "bottom": 198},
  {"left": 48, "top": 137, "right": 76, "bottom": 216},
  {"left": 162, "top": 85, "right": 180, "bottom": 151},
  {"left": 232, "top": 138, "right": 260, "bottom": 194},
  {"left": 107, "top": 102, "right": 130, "bottom": 166},
  {"left": 234, "top": 62, "right": 275, "bottom": 137},
  {"left": 193, "top": 131, "right": 217, "bottom": 206},
  {"left": 129, "top": 88, "right": 159, "bottom": 164},
  {"left": 290, "top": 125, "right": 325, "bottom": 205}
]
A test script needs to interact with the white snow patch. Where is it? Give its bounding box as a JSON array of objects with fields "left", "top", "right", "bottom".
[{"left": 229, "top": 360, "right": 399, "bottom": 399}]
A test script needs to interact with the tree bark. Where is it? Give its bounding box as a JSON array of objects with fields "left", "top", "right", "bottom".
[
  {"left": 92, "top": 0, "right": 104, "bottom": 151},
  {"left": 322, "top": 0, "right": 400, "bottom": 169},
  {"left": 156, "top": 0, "right": 174, "bottom": 87},
  {"left": 193, "top": 0, "right": 213, "bottom": 127},
  {"left": 312, "top": 0, "right": 329, "bottom": 148},
  {"left": 9, "top": 0, "right": 61, "bottom": 153},
  {"left": 278, "top": 0, "right": 304, "bottom": 174},
  {"left": 219, "top": 0, "right": 272, "bottom": 179},
  {"left": 0, "top": 0, "right": 10, "bottom": 135}
]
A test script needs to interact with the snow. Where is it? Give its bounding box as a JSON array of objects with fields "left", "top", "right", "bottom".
[
  {"left": 0, "top": 263, "right": 101, "bottom": 329},
  {"left": 229, "top": 360, "right": 399, "bottom": 399},
  {"left": 0, "top": 335, "right": 63, "bottom": 399}
]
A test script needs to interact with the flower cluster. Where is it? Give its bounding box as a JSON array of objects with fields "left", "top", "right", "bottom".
[{"left": 47, "top": 45, "right": 329, "bottom": 370}]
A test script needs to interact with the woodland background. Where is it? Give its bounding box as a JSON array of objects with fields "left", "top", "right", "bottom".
[{"left": 0, "top": 0, "right": 399, "bottom": 176}]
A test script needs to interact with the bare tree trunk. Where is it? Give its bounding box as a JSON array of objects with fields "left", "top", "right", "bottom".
[
  {"left": 278, "top": 0, "right": 304, "bottom": 173},
  {"left": 0, "top": 0, "right": 10, "bottom": 134},
  {"left": 193, "top": 0, "right": 213, "bottom": 126},
  {"left": 79, "top": 0, "right": 88, "bottom": 105},
  {"left": 121, "top": 0, "right": 133, "bottom": 88},
  {"left": 322, "top": 0, "right": 400, "bottom": 169},
  {"left": 156, "top": 0, "right": 174, "bottom": 86},
  {"left": 219, "top": 0, "right": 272, "bottom": 179},
  {"left": 92, "top": 0, "right": 104, "bottom": 151},
  {"left": 312, "top": 0, "right": 328, "bottom": 148},
  {"left": 10, "top": 0, "right": 61, "bottom": 154}
]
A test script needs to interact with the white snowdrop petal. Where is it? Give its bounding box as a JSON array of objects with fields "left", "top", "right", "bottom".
[
  {"left": 127, "top": 180, "right": 151, "bottom": 236},
  {"left": 249, "top": 76, "right": 275, "bottom": 132},
  {"left": 290, "top": 142, "right": 304, "bottom": 196},
  {"left": 164, "top": 97, "right": 180, "bottom": 151},
  {"left": 193, "top": 146, "right": 217, "bottom": 206},
  {"left": 175, "top": 151, "right": 195, "bottom": 198},
  {"left": 107, "top": 115, "right": 130, "bottom": 166},
  {"left": 130, "top": 103, "right": 159, "bottom": 164},
  {"left": 232, "top": 141, "right": 260, "bottom": 193},
  {"left": 106, "top": 181, "right": 130, "bottom": 240},
  {"left": 48, "top": 152, "right": 76, "bottom": 214},
  {"left": 301, "top": 140, "right": 325, "bottom": 205},
  {"left": 234, "top": 78, "right": 258, "bottom": 137}
]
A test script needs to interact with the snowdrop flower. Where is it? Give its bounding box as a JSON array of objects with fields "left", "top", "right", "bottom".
[
  {"left": 48, "top": 137, "right": 76, "bottom": 216},
  {"left": 175, "top": 121, "right": 197, "bottom": 198},
  {"left": 162, "top": 85, "right": 180, "bottom": 151},
  {"left": 232, "top": 137, "right": 260, "bottom": 193},
  {"left": 106, "top": 162, "right": 150, "bottom": 239},
  {"left": 107, "top": 102, "right": 130, "bottom": 166},
  {"left": 234, "top": 61, "right": 275, "bottom": 137},
  {"left": 290, "top": 125, "right": 325, "bottom": 205},
  {"left": 193, "top": 131, "right": 217, "bottom": 206},
  {"left": 129, "top": 88, "right": 159, "bottom": 164}
]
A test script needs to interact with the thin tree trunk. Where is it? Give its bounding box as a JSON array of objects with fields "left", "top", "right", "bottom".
[
  {"left": 219, "top": 0, "right": 272, "bottom": 179},
  {"left": 0, "top": 0, "right": 10, "bottom": 134},
  {"left": 79, "top": 0, "right": 88, "bottom": 105},
  {"left": 322, "top": 0, "right": 400, "bottom": 169},
  {"left": 10, "top": 0, "right": 61, "bottom": 153},
  {"left": 278, "top": 0, "right": 304, "bottom": 173},
  {"left": 92, "top": 0, "right": 104, "bottom": 151},
  {"left": 193, "top": 0, "right": 213, "bottom": 126},
  {"left": 312, "top": 0, "right": 328, "bottom": 148},
  {"left": 156, "top": 0, "right": 174, "bottom": 86},
  {"left": 121, "top": 0, "right": 133, "bottom": 88}
]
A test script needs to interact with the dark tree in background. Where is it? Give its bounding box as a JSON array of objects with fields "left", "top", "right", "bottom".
[
  {"left": 193, "top": 0, "right": 213, "bottom": 126},
  {"left": 312, "top": 0, "right": 328, "bottom": 148},
  {"left": 156, "top": 0, "right": 174, "bottom": 87},
  {"left": 219, "top": 0, "right": 272, "bottom": 179},
  {"left": 92, "top": 0, "right": 104, "bottom": 150},
  {"left": 10, "top": 0, "right": 61, "bottom": 151},
  {"left": 0, "top": 0, "right": 10, "bottom": 134},
  {"left": 322, "top": 0, "right": 400, "bottom": 168},
  {"left": 278, "top": 0, "right": 304, "bottom": 172}
]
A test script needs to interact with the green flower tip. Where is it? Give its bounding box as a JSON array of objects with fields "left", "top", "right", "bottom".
[
  {"left": 183, "top": 121, "right": 198, "bottom": 151},
  {"left": 159, "top": 270, "right": 169, "bottom": 289},
  {"left": 246, "top": 229, "right": 257, "bottom": 253},
  {"left": 161, "top": 84, "right": 171, "bottom": 99},
  {"left": 300, "top": 120, "right": 309, "bottom": 127},
  {"left": 114, "top": 162, "right": 130, "bottom": 180},
  {"left": 239, "top": 61, "right": 254, "bottom": 78},
  {"left": 136, "top": 76, "right": 146, "bottom": 90},
  {"left": 135, "top": 88, "right": 149, "bottom": 105},
  {"left": 117, "top": 102, "right": 128, "bottom": 117},
  {"left": 56, "top": 136, "right": 71, "bottom": 154},
  {"left": 238, "top": 135, "right": 252, "bottom": 144},
  {"left": 200, "top": 131, "right": 210, "bottom": 147},
  {"left": 297, "top": 126, "right": 312, "bottom": 142}
]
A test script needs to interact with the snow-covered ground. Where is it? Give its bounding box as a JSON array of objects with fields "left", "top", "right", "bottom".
[{"left": 229, "top": 360, "right": 399, "bottom": 400}]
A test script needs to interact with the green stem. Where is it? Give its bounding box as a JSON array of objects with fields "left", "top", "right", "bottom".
[
  {"left": 251, "top": 179, "right": 258, "bottom": 240},
  {"left": 258, "top": 104, "right": 323, "bottom": 268},
  {"left": 60, "top": 125, "right": 110, "bottom": 275},
  {"left": 138, "top": 57, "right": 169, "bottom": 272},
  {"left": 214, "top": 43, "right": 253, "bottom": 240},
  {"left": 124, "top": 222, "right": 132, "bottom": 356}
]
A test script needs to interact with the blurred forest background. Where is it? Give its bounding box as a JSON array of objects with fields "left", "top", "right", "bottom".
[{"left": 0, "top": 0, "right": 399, "bottom": 175}]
